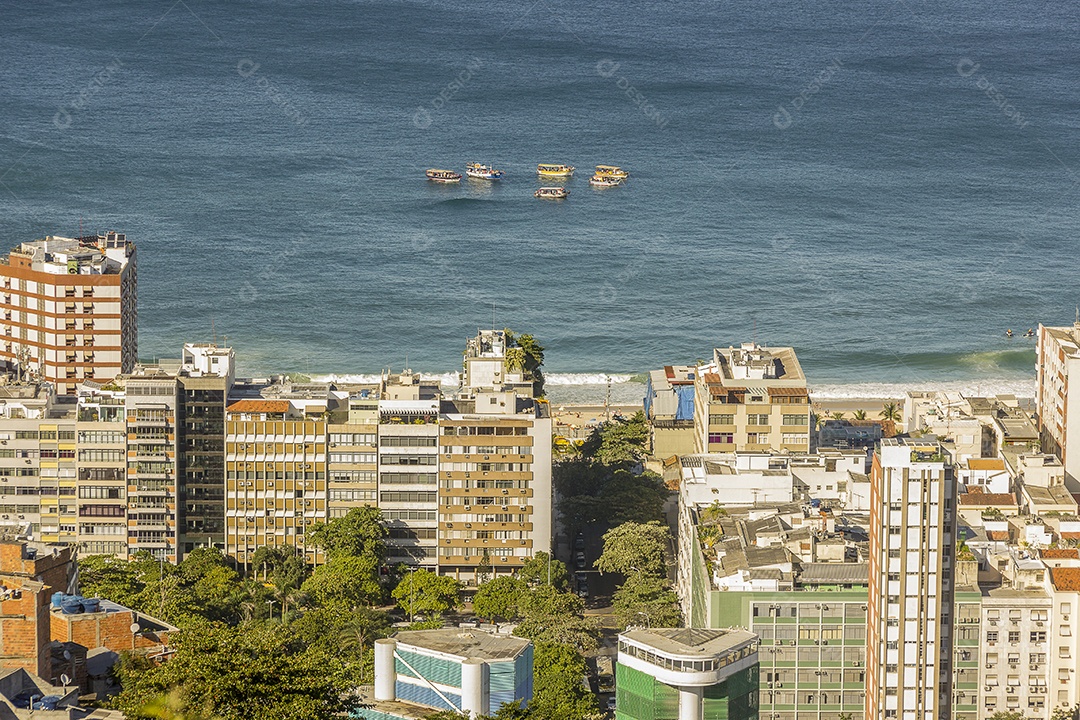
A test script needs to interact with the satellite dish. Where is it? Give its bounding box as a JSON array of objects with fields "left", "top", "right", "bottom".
[
  {"left": 60, "top": 674, "right": 71, "bottom": 686},
  {"left": 129, "top": 623, "right": 141, "bottom": 634}
]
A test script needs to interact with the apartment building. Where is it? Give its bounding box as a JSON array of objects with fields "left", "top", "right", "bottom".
[
  {"left": 438, "top": 330, "right": 552, "bottom": 584},
  {"left": 123, "top": 363, "right": 181, "bottom": 562},
  {"left": 1037, "top": 321, "right": 1080, "bottom": 486},
  {"left": 75, "top": 382, "right": 128, "bottom": 556},
  {"left": 327, "top": 384, "right": 379, "bottom": 519},
  {"left": 978, "top": 589, "right": 1054, "bottom": 718},
  {"left": 867, "top": 438, "right": 957, "bottom": 720},
  {"left": 0, "top": 233, "right": 136, "bottom": 396},
  {"left": 177, "top": 344, "right": 234, "bottom": 553},
  {"left": 378, "top": 371, "right": 441, "bottom": 570},
  {"left": 693, "top": 342, "right": 811, "bottom": 454},
  {"left": 224, "top": 390, "right": 330, "bottom": 568}
]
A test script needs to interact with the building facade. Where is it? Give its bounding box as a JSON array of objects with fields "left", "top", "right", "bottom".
[
  {"left": 1037, "top": 322, "right": 1080, "bottom": 486},
  {"left": 866, "top": 438, "right": 957, "bottom": 720},
  {"left": 693, "top": 343, "right": 811, "bottom": 455},
  {"left": 0, "top": 233, "right": 136, "bottom": 396}
]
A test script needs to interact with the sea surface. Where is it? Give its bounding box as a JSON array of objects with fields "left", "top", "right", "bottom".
[{"left": 2, "top": 0, "right": 1078, "bottom": 404}]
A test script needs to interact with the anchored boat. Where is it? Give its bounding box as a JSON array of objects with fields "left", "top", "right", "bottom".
[
  {"left": 426, "top": 169, "right": 462, "bottom": 183},
  {"left": 537, "top": 163, "right": 575, "bottom": 178},
  {"left": 466, "top": 163, "right": 505, "bottom": 180},
  {"left": 594, "top": 165, "right": 629, "bottom": 179},
  {"left": 589, "top": 174, "right": 623, "bottom": 188},
  {"left": 535, "top": 187, "right": 568, "bottom": 199}
]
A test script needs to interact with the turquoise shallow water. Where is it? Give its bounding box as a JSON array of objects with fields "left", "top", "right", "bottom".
[{"left": 1, "top": 0, "right": 1076, "bottom": 397}]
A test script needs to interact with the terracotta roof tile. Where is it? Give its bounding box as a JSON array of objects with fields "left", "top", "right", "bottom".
[
  {"left": 1041, "top": 549, "right": 1080, "bottom": 560},
  {"left": 1062, "top": 532, "right": 1080, "bottom": 541},
  {"left": 987, "top": 531, "right": 1010, "bottom": 541},
  {"left": 226, "top": 399, "right": 291, "bottom": 414},
  {"left": 1050, "top": 567, "right": 1080, "bottom": 592},
  {"left": 959, "top": 492, "right": 1016, "bottom": 506}
]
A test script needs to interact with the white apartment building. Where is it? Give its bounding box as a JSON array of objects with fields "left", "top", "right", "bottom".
[
  {"left": 867, "top": 438, "right": 956, "bottom": 720},
  {"left": 1037, "top": 322, "right": 1080, "bottom": 487}
]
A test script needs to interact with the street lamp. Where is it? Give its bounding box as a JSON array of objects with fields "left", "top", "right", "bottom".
[
  {"left": 636, "top": 611, "right": 651, "bottom": 628},
  {"left": 267, "top": 599, "right": 276, "bottom": 621}
]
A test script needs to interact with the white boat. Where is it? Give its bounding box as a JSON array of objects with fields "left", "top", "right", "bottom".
[
  {"left": 595, "top": 165, "right": 629, "bottom": 179},
  {"left": 466, "top": 163, "right": 505, "bottom": 180},
  {"left": 535, "top": 187, "right": 568, "bottom": 199},
  {"left": 589, "top": 174, "right": 623, "bottom": 188}
]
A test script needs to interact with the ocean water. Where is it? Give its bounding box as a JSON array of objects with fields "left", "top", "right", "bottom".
[{"left": 2, "top": 0, "right": 1078, "bottom": 402}]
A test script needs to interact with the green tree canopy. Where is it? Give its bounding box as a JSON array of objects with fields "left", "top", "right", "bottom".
[
  {"left": 392, "top": 569, "right": 461, "bottom": 619},
  {"left": 306, "top": 506, "right": 389, "bottom": 562},
  {"left": 595, "top": 521, "right": 671, "bottom": 578},
  {"left": 301, "top": 554, "right": 384, "bottom": 609},
  {"left": 514, "top": 585, "right": 599, "bottom": 652},
  {"left": 579, "top": 411, "right": 649, "bottom": 465},
  {"left": 555, "top": 461, "right": 669, "bottom": 531},
  {"left": 113, "top": 623, "right": 357, "bottom": 720},
  {"left": 473, "top": 576, "right": 525, "bottom": 622},
  {"left": 527, "top": 642, "right": 597, "bottom": 720},
  {"left": 517, "top": 552, "right": 569, "bottom": 590},
  {"left": 505, "top": 330, "right": 545, "bottom": 397},
  {"left": 611, "top": 573, "right": 682, "bottom": 629}
]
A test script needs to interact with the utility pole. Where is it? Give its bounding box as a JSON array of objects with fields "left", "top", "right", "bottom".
[{"left": 605, "top": 375, "right": 611, "bottom": 422}]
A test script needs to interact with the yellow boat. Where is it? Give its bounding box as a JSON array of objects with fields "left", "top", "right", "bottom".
[
  {"left": 537, "top": 163, "right": 575, "bottom": 177},
  {"left": 595, "top": 165, "right": 629, "bottom": 179}
]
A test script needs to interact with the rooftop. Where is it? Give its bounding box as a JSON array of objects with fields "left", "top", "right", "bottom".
[
  {"left": 226, "top": 399, "right": 292, "bottom": 415},
  {"left": 621, "top": 628, "right": 757, "bottom": 658},
  {"left": 798, "top": 562, "right": 869, "bottom": 585},
  {"left": 1049, "top": 567, "right": 1080, "bottom": 592},
  {"left": 958, "top": 492, "right": 1017, "bottom": 507},
  {"left": 966, "top": 458, "right": 1005, "bottom": 471},
  {"left": 392, "top": 629, "right": 530, "bottom": 661}
]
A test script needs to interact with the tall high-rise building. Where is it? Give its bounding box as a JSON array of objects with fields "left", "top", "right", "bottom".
[
  {"left": 177, "top": 343, "right": 234, "bottom": 554},
  {"left": 867, "top": 438, "right": 957, "bottom": 720},
  {"left": 0, "top": 233, "right": 136, "bottom": 395},
  {"left": 1036, "top": 321, "right": 1080, "bottom": 486},
  {"left": 693, "top": 342, "right": 811, "bottom": 454}
]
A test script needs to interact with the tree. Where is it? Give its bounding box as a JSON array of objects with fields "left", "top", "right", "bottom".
[
  {"left": 251, "top": 545, "right": 309, "bottom": 596},
  {"left": 1051, "top": 706, "right": 1078, "bottom": 720},
  {"left": 880, "top": 401, "right": 902, "bottom": 422},
  {"left": 528, "top": 642, "right": 597, "bottom": 720},
  {"left": 989, "top": 712, "right": 1026, "bottom": 720},
  {"left": 829, "top": 411, "right": 846, "bottom": 421},
  {"left": 517, "top": 552, "right": 569, "bottom": 590},
  {"left": 505, "top": 330, "right": 545, "bottom": 397},
  {"left": 579, "top": 412, "right": 649, "bottom": 465},
  {"left": 113, "top": 623, "right": 357, "bottom": 720},
  {"left": 852, "top": 409, "right": 867, "bottom": 420},
  {"left": 611, "top": 573, "right": 682, "bottom": 629},
  {"left": 301, "top": 554, "right": 384, "bottom": 609},
  {"left": 473, "top": 576, "right": 525, "bottom": 622},
  {"left": 514, "top": 585, "right": 599, "bottom": 651},
  {"left": 595, "top": 521, "right": 670, "bottom": 578},
  {"left": 307, "top": 506, "right": 388, "bottom": 562},
  {"left": 392, "top": 569, "right": 461, "bottom": 619}
]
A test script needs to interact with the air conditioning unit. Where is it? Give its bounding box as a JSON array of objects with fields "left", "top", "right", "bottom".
[
  {"left": 985, "top": 686, "right": 992, "bottom": 692},
  {"left": 1037, "top": 621, "right": 1045, "bottom": 627},
  {"left": 1031, "top": 665, "right": 1039, "bottom": 671},
  {"left": 464, "top": 505, "right": 471, "bottom": 511},
  {"left": 775, "top": 640, "right": 783, "bottom": 646},
  {"left": 852, "top": 661, "right": 861, "bottom": 667},
  {"left": 1006, "top": 687, "right": 1014, "bottom": 694}
]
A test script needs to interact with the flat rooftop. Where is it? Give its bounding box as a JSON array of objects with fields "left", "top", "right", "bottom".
[
  {"left": 621, "top": 628, "right": 756, "bottom": 658},
  {"left": 393, "top": 629, "right": 530, "bottom": 661}
]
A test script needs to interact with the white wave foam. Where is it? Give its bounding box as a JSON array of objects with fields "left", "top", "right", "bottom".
[
  {"left": 809, "top": 379, "right": 1035, "bottom": 400},
  {"left": 311, "top": 371, "right": 638, "bottom": 387},
  {"left": 312, "top": 371, "right": 461, "bottom": 386},
  {"left": 545, "top": 373, "right": 636, "bottom": 385}
]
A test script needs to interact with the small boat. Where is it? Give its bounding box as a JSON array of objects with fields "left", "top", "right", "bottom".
[
  {"left": 595, "top": 165, "right": 629, "bottom": 179},
  {"left": 426, "top": 169, "right": 462, "bottom": 183},
  {"left": 589, "top": 174, "right": 623, "bottom": 188},
  {"left": 535, "top": 187, "right": 568, "bottom": 199},
  {"left": 537, "top": 164, "right": 575, "bottom": 177},
  {"left": 466, "top": 163, "right": 504, "bottom": 180}
]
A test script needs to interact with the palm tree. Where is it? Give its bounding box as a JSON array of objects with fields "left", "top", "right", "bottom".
[
  {"left": 852, "top": 409, "right": 867, "bottom": 420},
  {"left": 830, "top": 411, "right": 846, "bottom": 421},
  {"left": 880, "top": 401, "right": 901, "bottom": 422}
]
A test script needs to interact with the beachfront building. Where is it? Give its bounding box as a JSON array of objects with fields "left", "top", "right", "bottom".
[
  {"left": 644, "top": 365, "right": 698, "bottom": 459},
  {"left": 326, "top": 384, "right": 380, "bottom": 520},
  {"left": 378, "top": 370, "right": 442, "bottom": 571},
  {"left": 692, "top": 342, "right": 811, "bottom": 455},
  {"left": 0, "top": 233, "right": 137, "bottom": 396},
  {"left": 1037, "top": 321, "right": 1080, "bottom": 487},
  {"left": 866, "top": 438, "right": 957, "bottom": 720},
  {"left": 437, "top": 330, "right": 552, "bottom": 585},
  {"left": 123, "top": 362, "right": 181, "bottom": 562},
  {"left": 370, "top": 629, "right": 533, "bottom": 719},
  {"left": 75, "top": 381, "right": 128, "bottom": 557},
  {"left": 176, "top": 344, "right": 234, "bottom": 553},
  {"left": 616, "top": 628, "right": 759, "bottom": 720}
]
